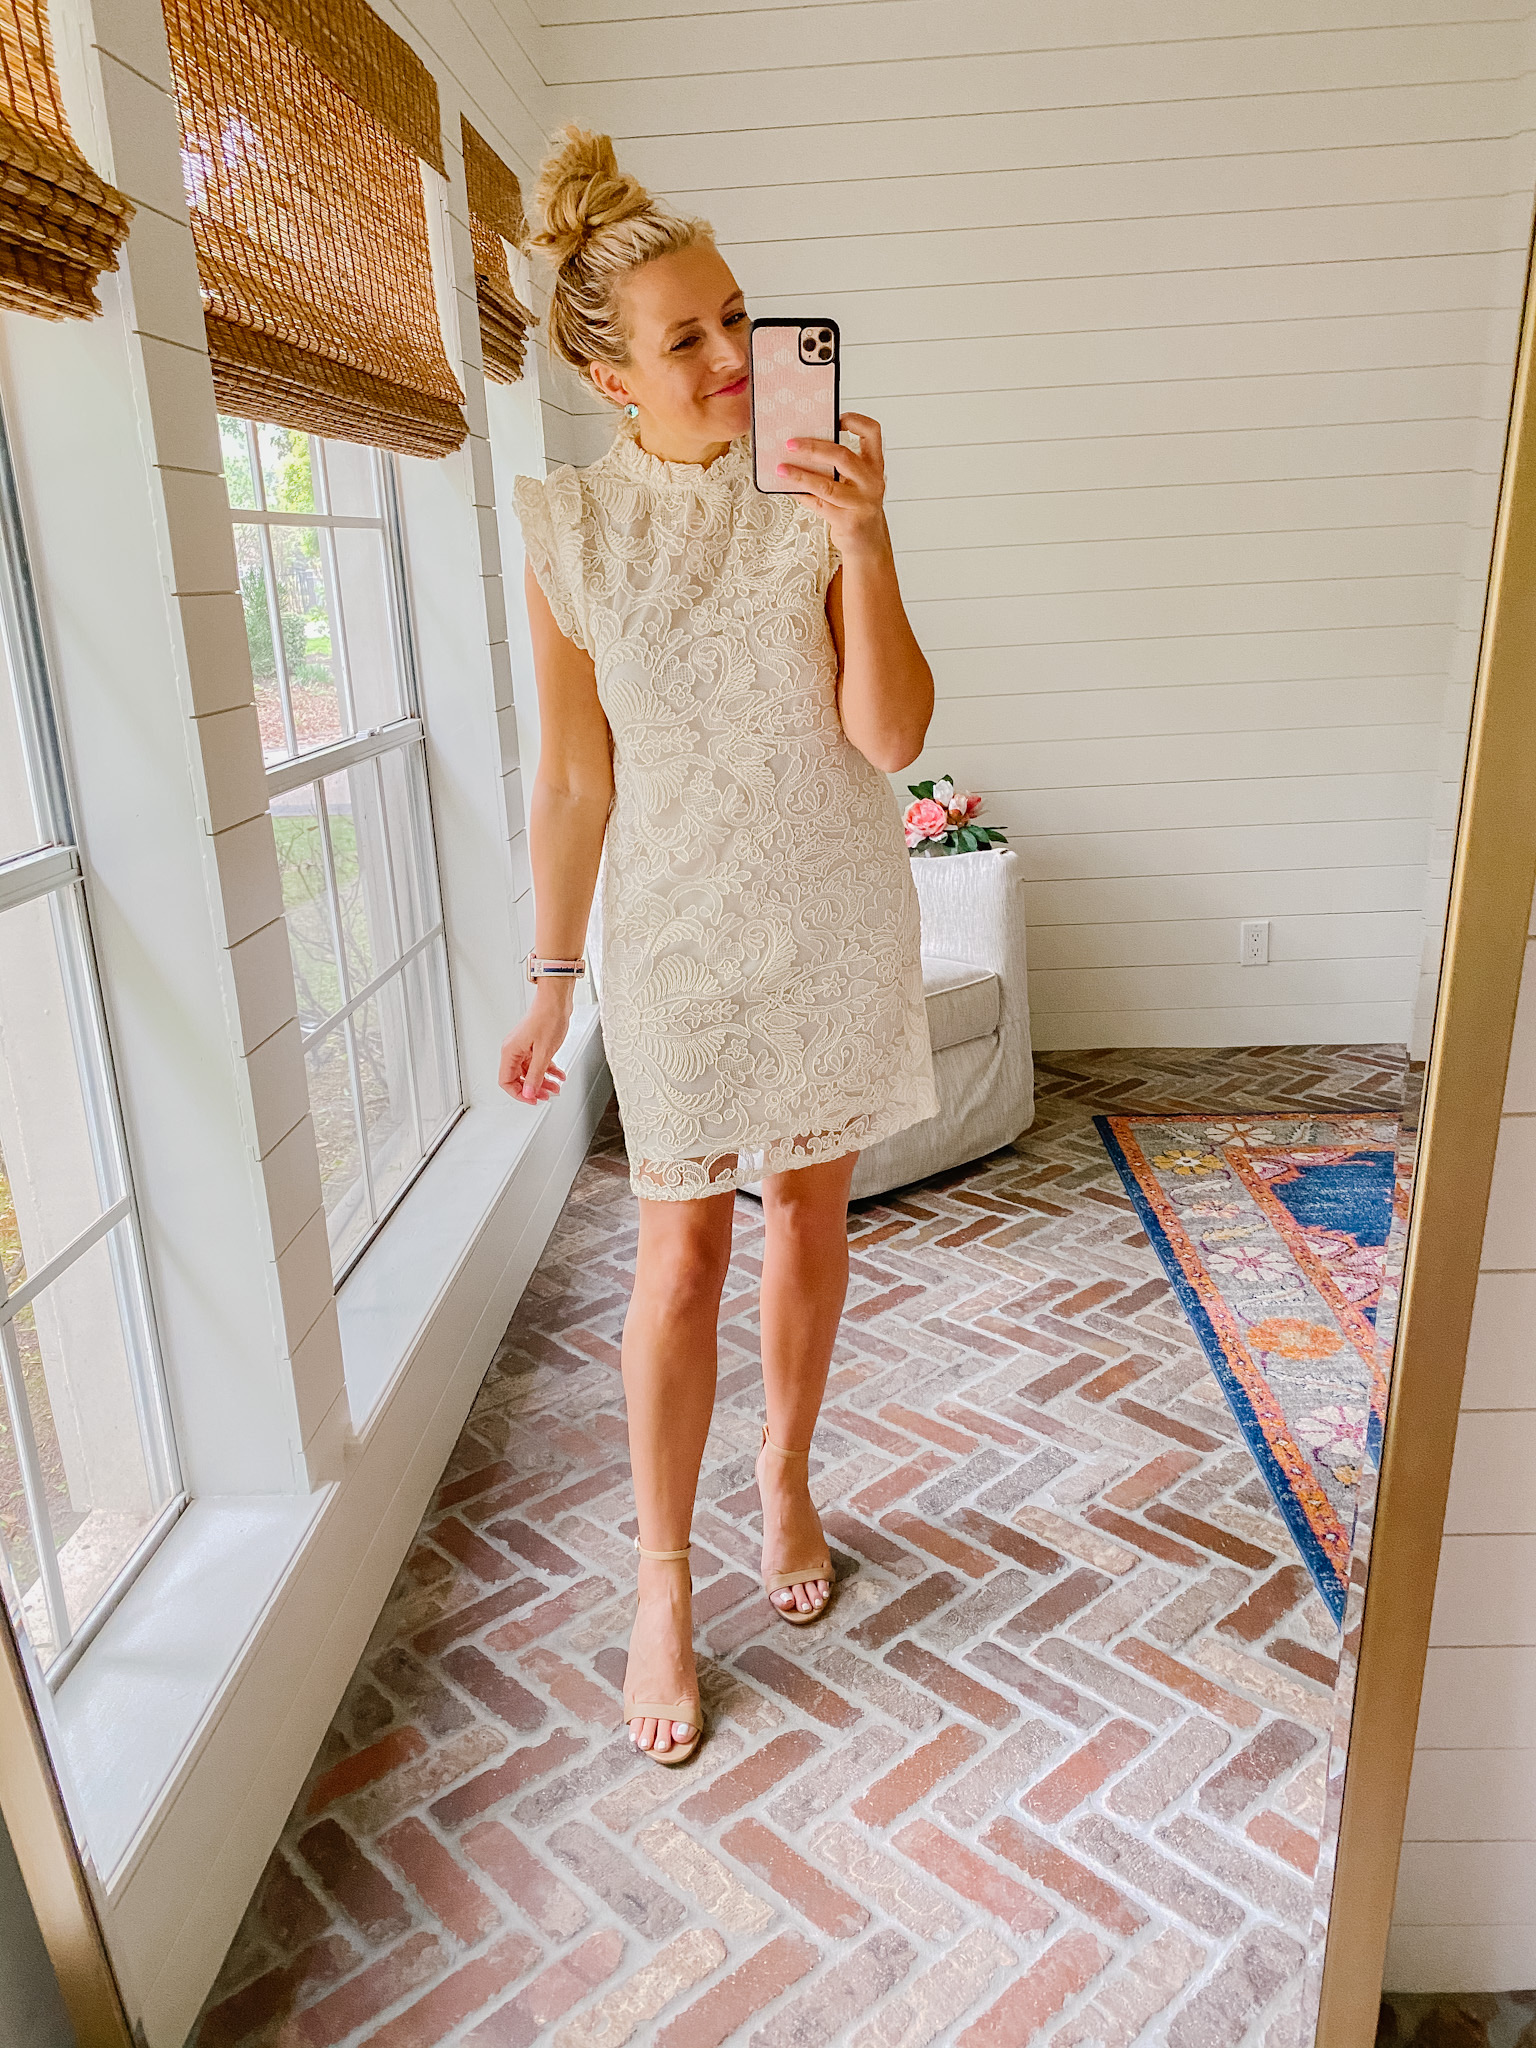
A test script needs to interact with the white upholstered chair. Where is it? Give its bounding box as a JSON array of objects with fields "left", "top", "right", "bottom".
[{"left": 845, "top": 846, "right": 1034, "bottom": 1200}]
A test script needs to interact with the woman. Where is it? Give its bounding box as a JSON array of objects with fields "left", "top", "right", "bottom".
[{"left": 500, "top": 126, "right": 938, "bottom": 1765}]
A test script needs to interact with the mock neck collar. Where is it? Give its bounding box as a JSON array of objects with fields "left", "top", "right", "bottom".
[{"left": 605, "top": 410, "right": 751, "bottom": 491}]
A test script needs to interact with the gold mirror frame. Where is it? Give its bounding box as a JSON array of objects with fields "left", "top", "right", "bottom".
[
  {"left": 0, "top": 1604, "right": 131, "bottom": 2044},
  {"left": 1316, "top": 208, "right": 1536, "bottom": 2041}
]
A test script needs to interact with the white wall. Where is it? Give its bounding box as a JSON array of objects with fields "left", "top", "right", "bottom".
[
  {"left": 528, "top": 0, "right": 1534, "bottom": 1049},
  {"left": 1387, "top": 872, "right": 1536, "bottom": 1991}
]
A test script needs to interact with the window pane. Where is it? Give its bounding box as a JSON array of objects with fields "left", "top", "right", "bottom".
[
  {"left": 234, "top": 526, "right": 292, "bottom": 763},
  {"left": 268, "top": 525, "right": 345, "bottom": 753},
  {"left": 305, "top": 1023, "right": 368, "bottom": 1266},
  {"left": 0, "top": 892, "right": 125, "bottom": 1278},
  {"left": 4, "top": 1224, "right": 167, "bottom": 1669},
  {"left": 317, "top": 439, "right": 379, "bottom": 520},
  {"left": 256, "top": 423, "right": 317, "bottom": 513},
  {"left": 380, "top": 740, "right": 442, "bottom": 951},
  {"left": 272, "top": 785, "right": 344, "bottom": 1033},
  {"left": 403, "top": 942, "right": 456, "bottom": 1140},
  {"left": 220, "top": 415, "right": 257, "bottom": 510},
  {"left": 355, "top": 983, "right": 417, "bottom": 1214},
  {"left": 331, "top": 526, "right": 405, "bottom": 731}
]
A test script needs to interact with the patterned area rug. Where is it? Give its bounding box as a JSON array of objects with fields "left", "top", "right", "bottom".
[{"left": 1095, "top": 1114, "right": 1407, "bottom": 1623}]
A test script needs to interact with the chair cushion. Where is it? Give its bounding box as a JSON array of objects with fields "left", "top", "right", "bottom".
[{"left": 922, "top": 953, "right": 1000, "bottom": 1053}]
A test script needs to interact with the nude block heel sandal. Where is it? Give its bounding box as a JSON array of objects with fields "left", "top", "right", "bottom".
[
  {"left": 623, "top": 1537, "right": 705, "bottom": 1766},
  {"left": 756, "top": 1424, "right": 835, "bottom": 1625}
]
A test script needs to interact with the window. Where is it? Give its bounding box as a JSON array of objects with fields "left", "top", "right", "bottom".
[
  {"left": 0, "top": 404, "right": 182, "bottom": 1683},
  {"left": 221, "top": 418, "right": 461, "bottom": 1276}
]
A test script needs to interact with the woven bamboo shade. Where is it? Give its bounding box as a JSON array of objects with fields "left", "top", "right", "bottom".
[
  {"left": 0, "top": 0, "right": 134, "bottom": 318},
  {"left": 164, "top": 0, "right": 467, "bottom": 455},
  {"left": 462, "top": 118, "right": 529, "bottom": 385}
]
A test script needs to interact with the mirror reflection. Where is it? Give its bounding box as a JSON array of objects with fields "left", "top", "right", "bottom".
[{"left": 0, "top": 1, "right": 1522, "bottom": 2043}]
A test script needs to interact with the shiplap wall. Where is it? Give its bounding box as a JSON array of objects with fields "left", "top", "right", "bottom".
[
  {"left": 1388, "top": 874, "right": 1536, "bottom": 1991},
  {"left": 518, "top": 0, "right": 1534, "bottom": 1050}
]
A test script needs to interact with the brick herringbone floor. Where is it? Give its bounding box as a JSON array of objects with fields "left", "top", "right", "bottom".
[{"left": 193, "top": 1044, "right": 1407, "bottom": 2048}]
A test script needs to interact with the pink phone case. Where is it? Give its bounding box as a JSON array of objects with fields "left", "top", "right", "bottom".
[{"left": 750, "top": 320, "right": 840, "bottom": 493}]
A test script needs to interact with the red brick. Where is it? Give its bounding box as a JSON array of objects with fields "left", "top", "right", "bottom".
[
  {"left": 736, "top": 1646, "right": 861, "bottom": 1726},
  {"left": 433, "top": 1515, "right": 521, "bottom": 1584},
  {"left": 256, "top": 1856, "right": 330, "bottom": 1952},
  {"left": 879, "top": 1404, "right": 978, "bottom": 1453},
  {"left": 1268, "top": 1636, "right": 1340, "bottom": 1686},
  {"left": 295, "top": 1819, "right": 410, "bottom": 1943},
  {"left": 520, "top": 1647, "right": 617, "bottom": 1723},
  {"left": 848, "top": 1283, "right": 924, "bottom": 1320},
  {"left": 935, "top": 1214, "right": 1004, "bottom": 1248},
  {"left": 1085, "top": 1507, "right": 1204, "bottom": 1568},
  {"left": 1021, "top": 1718, "right": 1152, "bottom": 1823},
  {"left": 848, "top": 1571, "right": 964, "bottom": 1650},
  {"left": 483, "top": 1518, "right": 580, "bottom": 1576},
  {"left": 463, "top": 1820, "right": 588, "bottom": 1940},
  {"left": 879, "top": 1511, "right": 996, "bottom": 1579},
  {"left": 1216, "top": 1563, "right": 1311, "bottom": 1642},
  {"left": 1105, "top": 1449, "right": 1201, "bottom": 1510},
  {"left": 679, "top": 1730, "right": 822, "bottom": 1824},
  {"left": 822, "top": 1510, "right": 916, "bottom": 1572},
  {"left": 966, "top": 1641, "right": 1108, "bottom": 1732},
  {"left": 953, "top": 1508, "right": 1064, "bottom": 1573},
  {"left": 980, "top": 1816, "right": 1147, "bottom": 1937},
  {"left": 720, "top": 1818, "right": 869, "bottom": 1938},
  {"left": 363, "top": 1932, "right": 540, "bottom": 2048},
  {"left": 853, "top": 1724, "right": 987, "bottom": 1826},
  {"left": 892, "top": 1818, "right": 1055, "bottom": 1935},
  {"left": 1247, "top": 1809, "right": 1320, "bottom": 1876},
  {"left": 1054, "top": 1279, "right": 1127, "bottom": 1320},
  {"left": 956, "top": 1929, "right": 1110, "bottom": 2046},
  {"left": 1115, "top": 1399, "right": 1221, "bottom": 1451},
  {"left": 412, "top": 1580, "right": 543, "bottom": 1657},
  {"left": 377, "top": 1818, "right": 500, "bottom": 1946},
  {"left": 435, "top": 1462, "right": 516, "bottom": 1510},
  {"left": 1001, "top": 1566, "right": 1112, "bottom": 1643},
  {"left": 463, "top": 1930, "right": 625, "bottom": 2047},
  {"left": 1078, "top": 1358, "right": 1157, "bottom": 1401},
  {"left": 753, "top": 1930, "right": 916, "bottom": 2046},
  {"left": 849, "top": 1453, "right": 949, "bottom": 1516},
  {"left": 1145, "top": 1505, "right": 1274, "bottom": 1569},
  {"left": 485, "top": 1576, "right": 613, "bottom": 1653},
  {"left": 548, "top": 1821, "right": 685, "bottom": 1940},
  {"left": 430, "top": 1730, "right": 587, "bottom": 1828},
  {"left": 937, "top": 1400, "right": 1036, "bottom": 1448},
  {"left": 287, "top": 1933, "right": 445, "bottom": 2045},
  {"left": 442, "top": 1645, "right": 547, "bottom": 1730},
  {"left": 654, "top": 1931, "right": 819, "bottom": 2048},
  {"left": 691, "top": 1569, "right": 759, "bottom": 1624},
  {"left": 883, "top": 1641, "right": 1017, "bottom": 1728},
  {"left": 1025, "top": 1353, "right": 1105, "bottom": 1402},
  {"left": 826, "top": 1404, "right": 921, "bottom": 1453},
  {"left": 1197, "top": 1719, "right": 1317, "bottom": 1823},
  {"left": 195, "top": 1935, "right": 357, "bottom": 2048},
  {"left": 1116, "top": 1638, "right": 1263, "bottom": 1729},
  {"left": 305, "top": 1727, "right": 426, "bottom": 1815}
]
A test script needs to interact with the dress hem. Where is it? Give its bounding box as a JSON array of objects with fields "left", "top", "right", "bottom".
[{"left": 628, "top": 1088, "right": 940, "bottom": 1203}]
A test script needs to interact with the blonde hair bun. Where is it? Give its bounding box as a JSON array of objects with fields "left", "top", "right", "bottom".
[
  {"left": 529, "top": 125, "right": 653, "bottom": 272},
  {"left": 527, "top": 123, "right": 715, "bottom": 381}
]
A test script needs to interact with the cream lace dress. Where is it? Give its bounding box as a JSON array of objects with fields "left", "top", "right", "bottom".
[{"left": 512, "top": 412, "right": 937, "bottom": 1201}]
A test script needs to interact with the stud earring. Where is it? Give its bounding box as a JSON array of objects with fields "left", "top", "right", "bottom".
[{"left": 624, "top": 402, "right": 639, "bottom": 419}]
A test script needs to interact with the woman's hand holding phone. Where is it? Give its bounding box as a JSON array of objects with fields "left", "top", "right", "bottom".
[{"left": 776, "top": 411, "right": 890, "bottom": 563}]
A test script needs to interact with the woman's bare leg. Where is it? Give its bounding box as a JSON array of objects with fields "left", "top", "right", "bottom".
[
  {"left": 622, "top": 1186, "right": 735, "bottom": 1751},
  {"left": 757, "top": 1151, "right": 858, "bottom": 1612}
]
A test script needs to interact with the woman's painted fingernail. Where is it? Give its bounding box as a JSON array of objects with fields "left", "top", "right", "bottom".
[{"left": 776, "top": 463, "right": 788, "bottom": 474}]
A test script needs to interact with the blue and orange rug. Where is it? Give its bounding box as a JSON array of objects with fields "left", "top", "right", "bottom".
[{"left": 1095, "top": 1112, "right": 1408, "bottom": 1622}]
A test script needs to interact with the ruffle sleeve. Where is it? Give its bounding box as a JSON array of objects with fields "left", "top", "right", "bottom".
[{"left": 512, "top": 470, "right": 591, "bottom": 656}]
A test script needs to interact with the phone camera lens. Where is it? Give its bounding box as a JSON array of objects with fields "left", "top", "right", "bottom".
[{"left": 819, "top": 328, "right": 832, "bottom": 342}]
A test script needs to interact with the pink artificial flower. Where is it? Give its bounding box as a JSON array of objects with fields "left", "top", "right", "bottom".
[
  {"left": 904, "top": 797, "right": 949, "bottom": 846},
  {"left": 964, "top": 791, "right": 984, "bottom": 818}
]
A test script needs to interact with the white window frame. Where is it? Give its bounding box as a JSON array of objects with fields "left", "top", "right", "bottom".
[
  {"left": 227, "top": 422, "right": 465, "bottom": 1280},
  {"left": 0, "top": 401, "right": 184, "bottom": 1686}
]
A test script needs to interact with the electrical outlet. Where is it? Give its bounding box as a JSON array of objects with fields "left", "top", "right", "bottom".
[{"left": 1240, "top": 919, "right": 1270, "bottom": 966}]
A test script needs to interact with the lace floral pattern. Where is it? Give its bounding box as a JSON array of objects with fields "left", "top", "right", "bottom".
[{"left": 512, "top": 414, "right": 938, "bottom": 1200}]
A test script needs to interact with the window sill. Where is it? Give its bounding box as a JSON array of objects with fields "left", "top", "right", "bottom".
[{"left": 49, "top": 1008, "right": 608, "bottom": 1953}]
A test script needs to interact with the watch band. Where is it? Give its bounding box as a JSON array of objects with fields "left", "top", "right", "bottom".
[{"left": 526, "top": 950, "right": 586, "bottom": 983}]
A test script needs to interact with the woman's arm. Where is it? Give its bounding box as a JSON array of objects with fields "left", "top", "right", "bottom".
[
  {"left": 497, "top": 560, "right": 614, "bottom": 1106},
  {"left": 776, "top": 411, "right": 933, "bottom": 772}
]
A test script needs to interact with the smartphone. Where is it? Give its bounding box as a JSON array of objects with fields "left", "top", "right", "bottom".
[{"left": 749, "top": 317, "right": 841, "bottom": 494}]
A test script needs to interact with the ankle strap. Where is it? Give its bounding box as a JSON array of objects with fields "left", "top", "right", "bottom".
[
  {"left": 760, "top": 1424, "right": 811, "bottom": 1461},
  {"left": 633, "top": 1536, "right": 692, "bottom": 1560}
]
